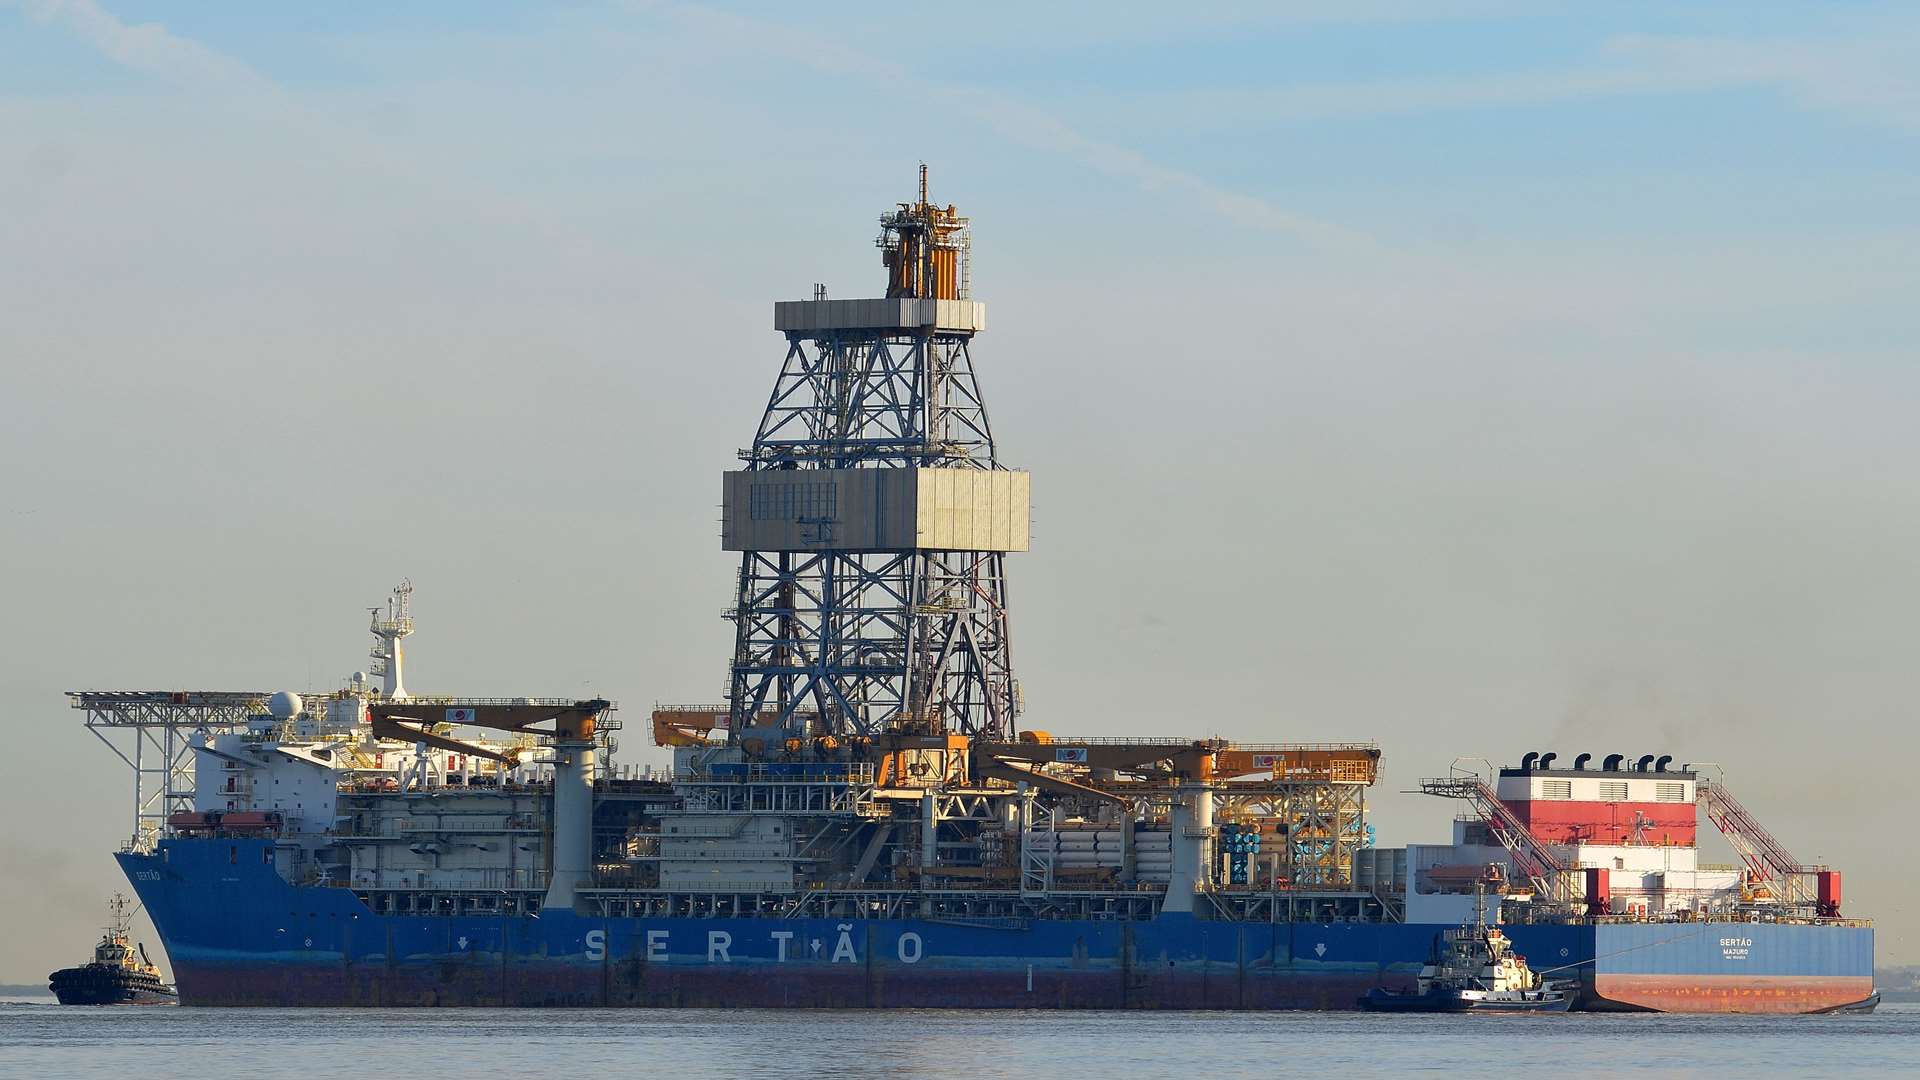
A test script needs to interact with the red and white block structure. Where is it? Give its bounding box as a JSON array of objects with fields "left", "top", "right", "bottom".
[
  {"left": 1406, "top": 754, "right": 1870, "bottom": 1012},
  {"left": 1493, "top": 754, "right": 1736, "bottom": 918}
]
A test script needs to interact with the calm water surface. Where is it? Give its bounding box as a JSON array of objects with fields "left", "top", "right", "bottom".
[{"left": 1, "top": 997, "right": 1914, "bottom": 1079}]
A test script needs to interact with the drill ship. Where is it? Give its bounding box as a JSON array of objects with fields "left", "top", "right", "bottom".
[{"left": 82, "top": 174, "right": 1873, "bottom": 1012}]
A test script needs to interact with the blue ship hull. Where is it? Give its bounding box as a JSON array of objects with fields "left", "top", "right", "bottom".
[{"left": 119, "top": 840, "right": 1872, "bottom": 1012}]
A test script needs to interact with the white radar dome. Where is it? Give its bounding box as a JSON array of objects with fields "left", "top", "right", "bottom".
[{"left": 268, "top": 691, "right": 305, "bottom": 719}]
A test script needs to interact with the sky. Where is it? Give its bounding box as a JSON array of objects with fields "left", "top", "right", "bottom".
[{"left": 1, "top": 1, "right": 1917, "bottom": 978}]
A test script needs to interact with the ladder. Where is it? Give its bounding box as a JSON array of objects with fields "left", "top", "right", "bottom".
[
  {"left": 1696, "top": 777, "right": 1812, "bottom": 903},
  {"left": 1418, "top": 776, "right": 1572, "bottom": 902}
]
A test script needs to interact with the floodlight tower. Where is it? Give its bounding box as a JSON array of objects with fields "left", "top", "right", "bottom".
[
  {"left": 722, "top": 167, "right": 1029, "bottom": 747},
  {"left": 368, "top": 580, "right": 414, "bottom": 701}
]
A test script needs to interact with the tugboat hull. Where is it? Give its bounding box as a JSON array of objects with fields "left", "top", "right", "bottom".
[
  {"left": 49, "top": 966, "right": 178, "bottom": 1006},
  {"left": 1360, "top": 986, "right": 1572, "bottom": 1013}
]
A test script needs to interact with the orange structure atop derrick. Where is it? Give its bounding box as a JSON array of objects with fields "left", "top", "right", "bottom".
[{"left": 881, "top": 163, "right": 969, "bottom": 301}]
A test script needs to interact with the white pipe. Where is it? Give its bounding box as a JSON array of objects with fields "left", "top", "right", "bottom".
[
  {"left": 1163, "top": 782, "right": 1213, "bottom": 914},
  {"left": 544, "top": 740, "right": 595, "bottom": 910}
]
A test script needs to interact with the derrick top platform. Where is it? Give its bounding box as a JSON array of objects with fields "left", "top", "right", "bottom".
[{"left": 773, "top": 297, "right": 986, "bottom": 335}]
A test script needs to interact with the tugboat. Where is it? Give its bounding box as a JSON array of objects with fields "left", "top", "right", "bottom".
[
  {"left": 48, "top": 895, "right": 177, "bottom": 1005},
  {"left": 1362, "top": 871, "right": 1572, "bottom": 1013}
]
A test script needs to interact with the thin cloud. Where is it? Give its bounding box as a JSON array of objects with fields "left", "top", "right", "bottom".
[
  {"left": 638, "top": 1, "right": 1362, "bottom": 249},
  {"left": 21, "top": 0, "right": 1363, "bottom": 248},
  {"left": 1608, "top": 31, "right": 1920, "bottom": 134},
  {"left": 15, "top": 0, "right": 271, "bottom": 92},
  {"left": 1103, "top": 26, "right": 1920, "bottom": 134}
]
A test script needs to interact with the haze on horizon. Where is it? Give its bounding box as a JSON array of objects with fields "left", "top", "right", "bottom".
[{"left": 1, "top": 1, "right": 1916, "bottom": 979}]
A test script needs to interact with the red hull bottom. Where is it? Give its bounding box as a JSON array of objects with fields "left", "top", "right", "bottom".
[
  {"left": 170, "top": 965, "right": 1871, "bottom": 1013},
  {"left": 1592, "top": 974, "right": 1876, "bottom": 1014}
]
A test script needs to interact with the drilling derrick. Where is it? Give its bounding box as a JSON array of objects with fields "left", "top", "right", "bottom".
[{"left": 722, "top": 168, "right": 1028, "bottom": 746}]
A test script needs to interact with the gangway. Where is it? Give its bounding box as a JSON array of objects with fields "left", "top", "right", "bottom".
[
  {"left": 1418, "top": 775, "right": 1575, "bottom": 904},
  {"left": 1696, "top": 777, "right": 1815, "bottom": 905}
]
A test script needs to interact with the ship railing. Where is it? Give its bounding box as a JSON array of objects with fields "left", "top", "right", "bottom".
[
  {"left": 1586, "top": 912, "right": 1871, "bottom": 928},
  {"left": 1230, "top": 741, "right": 1381, "bottom": 752},
  {"left": 342, "top": 868, "right": 550, "bottom": 891},
  {"left": 684, "top": 763, "right": 878, "bottom": 785},
  {"left": 330, "top": 817, "right": 541, "bottom": 839},
  {"left": 1028, "top": 736, "right": 1221, "bottom": 747},
  {"left": 338, "top": 779, "right": 552, "bottom": 794},
  {"left": 123, "top": 824, "right": 161, "bottom": 854},
  {"left": 1211, "top": 883, "right": 1372, "bottom": 896},
  {"left": 392, "top": 817, "right": 530, "bottom": 833},
  {"left": 1012, "top": 736, "right": 1378, "bottom": 751},
  {"left": 382, "top": 695, "right": 616, "bottom": 709},
  {"left": 594, "top": 865, "right": 648, "bottom": 890}
]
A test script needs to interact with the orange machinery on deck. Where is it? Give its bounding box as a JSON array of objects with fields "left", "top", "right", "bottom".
[
  {"left": 651, "top": 702, "right": 1379, "bottom": 795},
  {"left": 978, "top": 736, "right": 1380, "bottom": 785}
]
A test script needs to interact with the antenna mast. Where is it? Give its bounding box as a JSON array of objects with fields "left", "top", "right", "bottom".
[{"left": 368, "top": 580, "right": 415, "bottom": 701}]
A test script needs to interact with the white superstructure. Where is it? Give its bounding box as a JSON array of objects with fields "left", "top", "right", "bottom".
[{"left": 168, "top": 585, "right": 623, "bottom": 906}]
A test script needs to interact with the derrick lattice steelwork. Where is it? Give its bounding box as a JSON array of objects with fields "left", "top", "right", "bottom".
[{"left": 723, "top": 168, "right": 1026, "bottom": 743}]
